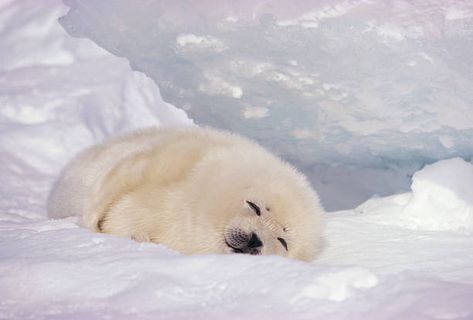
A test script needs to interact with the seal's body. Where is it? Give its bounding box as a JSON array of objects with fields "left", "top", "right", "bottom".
[{"left": 48, "top": 127, "right": 324, "bottom": 261}]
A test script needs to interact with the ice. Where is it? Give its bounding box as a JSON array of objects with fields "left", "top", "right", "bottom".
[
  {"left": 2, "top": 1, "right": 473, "bottom": 319},
  {"left": 59, "top": 0, "right": 473, "bottom": 210}
]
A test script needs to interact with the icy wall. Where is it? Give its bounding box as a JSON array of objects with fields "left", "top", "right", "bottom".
[{"left": 60, "top": 0, "right": 473, "bottom": 210}]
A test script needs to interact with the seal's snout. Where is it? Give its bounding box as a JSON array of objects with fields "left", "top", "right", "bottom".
[
  {"left": 225, "top": 230, "right": 263, "bottom": 255},
  {"left": 246, "top": 233, "right": 263, "bottom": 250}
]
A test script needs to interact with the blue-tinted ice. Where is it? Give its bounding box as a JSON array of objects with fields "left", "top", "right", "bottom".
[{"left": 60, "top": 0, "right": 473, "bottom": 209}]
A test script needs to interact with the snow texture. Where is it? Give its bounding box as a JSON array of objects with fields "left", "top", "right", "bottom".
[
  {"left": 1, "top": 1, "right": 473, "bottom": 319},
  {"left": 357, "top": 157, "right": 473, "bottom": 234},
  {"left": 59, "top": 0, "right": 473, "bottom": 210}
]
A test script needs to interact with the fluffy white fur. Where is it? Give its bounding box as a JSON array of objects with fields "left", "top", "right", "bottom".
[{"left": 48, "top": 127, "right": 324, "bottom": 261}]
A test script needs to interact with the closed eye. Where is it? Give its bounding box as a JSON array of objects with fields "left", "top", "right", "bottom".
[
  {"left": 246, "top": 201, "right": 261, "bottom": 216},
  {"left": 277, "top": 237, "right": 288, "bottom": 251}
]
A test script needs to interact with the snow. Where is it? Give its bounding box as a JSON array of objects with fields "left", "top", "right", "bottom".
[
  {"left": 356, "top": 158, "right": 473, "bottom": 234},
  {"left": 403, "top": 158, "right": 473, "bottom": 233},
  {"left": 59, "top": 0, "right": 473, "bottom": 210},
  {"left": 1, "top": 1, "right": 473, "bottom": 319}
]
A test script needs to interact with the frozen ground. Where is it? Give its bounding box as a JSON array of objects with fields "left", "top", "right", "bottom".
[
  {"left": 60, "top": 0, "right": 473, "bottom": 210},
  {"left": 1, "top": 1, "right": 473, "bottom": 319}
]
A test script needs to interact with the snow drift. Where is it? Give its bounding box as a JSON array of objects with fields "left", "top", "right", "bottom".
[
  {"left": 403, "top": 157, "right": 473, "bottom": 233},
  {"left": 59, "top": 0, "right": 473, "bottom": 209},
  {"left": 357, "top": 157, "right": 473, "bottom": 234}
]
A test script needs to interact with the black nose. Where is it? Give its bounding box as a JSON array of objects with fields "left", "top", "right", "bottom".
[
  {"left": 237, "top": 233, "right": 263, "bottom": 255},
  {"left": 226, "top": 231, "right": 263, "bottom": 254},
  {"left": 247, "top": 233, "right": 263, "bottom": 249}
]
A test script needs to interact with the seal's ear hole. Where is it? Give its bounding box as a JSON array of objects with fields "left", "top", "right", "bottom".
[
  {"left": 266, "top": 207, "right": 271, "bottom": 212},
  {"left": 282, "top": 227, "right": 288, "bottom": 232}
]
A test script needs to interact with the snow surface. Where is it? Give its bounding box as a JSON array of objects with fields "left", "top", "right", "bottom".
[
  {"left": 356, "top": 157, "right": 473, "bottom": 234},
  {"left": 59, "top": 0, "right": 473, "bottom": 210},
  {"left": 1, "top": 1, "right": 473, "bottom": 319}
]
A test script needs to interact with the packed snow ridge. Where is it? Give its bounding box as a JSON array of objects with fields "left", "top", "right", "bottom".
[
  {"left": 357, "top": 158, "right": 473, "bottom": 234},
  {"left": 404, "top": 158, "right": 473, "bottom": 233}
]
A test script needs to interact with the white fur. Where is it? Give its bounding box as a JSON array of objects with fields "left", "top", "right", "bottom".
[{"left": 48, "top": 127, "right": 324, "bottom": 261}]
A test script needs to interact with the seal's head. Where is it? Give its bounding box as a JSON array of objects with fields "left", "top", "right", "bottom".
[{"left": 183, "top": 145, "right": 324, "bottom": 261}]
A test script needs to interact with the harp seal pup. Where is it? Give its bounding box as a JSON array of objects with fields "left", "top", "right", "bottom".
[{"left": 48, "top": 126, "right": 325, "bottom": 261}]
